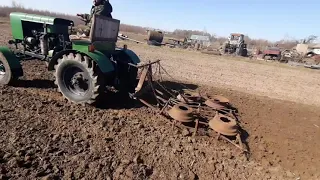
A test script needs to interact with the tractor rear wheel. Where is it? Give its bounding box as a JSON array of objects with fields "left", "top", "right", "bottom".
[
  {"left": 54, "top": 53, "right": 105, "bottom": 105},
  {"left": 241, "top": 49, "right": 248, "bottom": 57},
  {"left": 0, "top": 52, "right": 18, "bottom": 85}
]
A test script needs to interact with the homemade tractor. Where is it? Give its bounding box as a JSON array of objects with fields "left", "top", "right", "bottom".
[
  {"left": 0, "top": 12, "right": 141, "bottom": 104},
  {"left": 221, "top": 33, "right": 248, "bottom": 57},
  {"left": 0, "top": 12, "right": 248, "bottom": 153}
]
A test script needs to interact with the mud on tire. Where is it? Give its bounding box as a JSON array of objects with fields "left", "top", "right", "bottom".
[{"left": 54, "top": 52, "right": 105, "bottom": 105}]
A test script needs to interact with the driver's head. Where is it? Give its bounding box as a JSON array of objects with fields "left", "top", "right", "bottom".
[{"left": 93, "top": 0, "right": 103, "bottom": 6}]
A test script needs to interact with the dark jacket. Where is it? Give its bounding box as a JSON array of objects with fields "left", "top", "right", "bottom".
[{"left": 83, "top": 0, "right": 113, "bottom": 27}]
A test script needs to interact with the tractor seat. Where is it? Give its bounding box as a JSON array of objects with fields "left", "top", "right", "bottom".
[{"left": 69, "top": 34, "right": 90, "bottom": 42}]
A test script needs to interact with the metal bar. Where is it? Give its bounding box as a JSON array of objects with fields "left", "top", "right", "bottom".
[
  {"left": 14, "top": 50, "right": 46, "bottom": 60},
  {"left": 155, "top": 89, "right": 165, "bottom": 96},
  {"left": 155, "top": 95, "right": 167, "bottom": 103},
  {"left": 129, "top": 59, "right": 161, "bottom": 68},
  {"left": 118, "top": 36, "right": 145, "bottom": 44},
  {"left": 193, "top": 119, "right": 199, "bottom": 137},
  {"left": 219, "top": 135, "right": 247, "bottom": 152},
  {"left": 138, "top": 98, "right": 157, "bottom": 110},
  {"left": 148, "top": 72, "right": 161, "bottom": 106},
  {"left": 159, "top": 98, "right": 171, "bottom": 114},
  {"left": 198, "top": 121, "right": 208, "bottom": 125},
  {"left": 154, "top": 81, "right": 176, "bottom": 98},
  {"left": 135, "top": 67, "right": 148, "bottom": 93}
]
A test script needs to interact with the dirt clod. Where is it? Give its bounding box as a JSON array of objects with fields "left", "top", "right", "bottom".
[{"left": 181, "top": 129, "right": 191, "bottom": 136}]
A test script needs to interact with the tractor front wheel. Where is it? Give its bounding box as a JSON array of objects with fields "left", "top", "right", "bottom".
[
  {"left": 0, "top": 52, "right": 17, "bottom": 85},
  {"left": 54, "top": 53, "right": 104, "bottom": 105}
]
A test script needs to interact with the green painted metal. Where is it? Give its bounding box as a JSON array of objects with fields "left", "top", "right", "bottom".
[
  {"left": 122, "top": 49, "right": 140, "bottom": 65},
  {"left": 72, "top": 41, "right": 114, "bottom": 73},
  {"left": 93, "top": 41, "right": 116, "bottom": 52},
  {"left": 10, "top": 12, "right": 73, "bottom": 40},
  {"left": 71, "top": 40, "right": 91, "bottom": 51},
  {"left": 0, "top": 46, "right": 22, "bottom": 70},
  {"left": 115, "top": 48, "right": 140, "bottom": 65}
]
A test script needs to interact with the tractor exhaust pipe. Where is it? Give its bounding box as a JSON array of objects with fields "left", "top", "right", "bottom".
[
  {"left": 40, "top": 23, "right": 49, "bottom": 56},
  {"left": 40, "top": 34, "right": 48, "bottom": 56}
]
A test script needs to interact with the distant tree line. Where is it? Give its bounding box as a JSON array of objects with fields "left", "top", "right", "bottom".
[{"left": 0, "top": 1, "right": 317, "bottom": 50}]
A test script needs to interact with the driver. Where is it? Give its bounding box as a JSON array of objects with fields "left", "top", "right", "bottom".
[{"left": 76, "top": 0, "right": 113, "bottom": 36}]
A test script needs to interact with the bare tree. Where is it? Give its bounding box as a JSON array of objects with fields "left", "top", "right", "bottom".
[
  {"left": 301, "top": 35, "right": 318, "bottom": 44},
  {"left": 11, "top": 0, "right": 24, "bottom": 8}
]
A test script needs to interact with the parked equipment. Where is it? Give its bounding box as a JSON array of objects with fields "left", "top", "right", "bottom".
[
  {"left": 261, "top": 47, "right": 282, "bottom": 61},
  {"left": 146, "top": 30, "right": 164, "bottom": 46},
  {"left": 221, "top": 33, "right": 247, "bottom": 57}
]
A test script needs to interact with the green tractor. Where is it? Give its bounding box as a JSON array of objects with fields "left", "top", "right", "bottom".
[{"left": 0, "top": 12, "right": 140, "bottom": 105}]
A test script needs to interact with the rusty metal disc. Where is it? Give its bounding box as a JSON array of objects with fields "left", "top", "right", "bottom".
[
  {"left": 212, "top": 95, "right": 229, "bottom": 104},
  {"left": 204, "top": 99, "right": 225, "bottom": 110},
  {"left": 167, "top": 103, "right": 194, "bottom": 122},
  {"left": 177, "top": 94, "right": 199, "bottom": 103},
  {"left": 177, "top": 90, "right": 202, "bottom": 103},
  {"left": 209, "top": 113, "right": 238, "bottom": 136},
  {"left": 204, "top": 95, "right": 230, "bottom": 110}
]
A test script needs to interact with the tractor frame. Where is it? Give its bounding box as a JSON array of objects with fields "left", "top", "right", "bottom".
[{"left": 0, "top": 12, "right": 141, "bottom": 105}]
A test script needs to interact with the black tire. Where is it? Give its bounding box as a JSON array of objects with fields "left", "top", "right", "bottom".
[
  {"left": 276, "top": 54, "right": 282, "bottom": 61},
  {"left": 236, "top": 47, "right": 241, "bottom": 56},
  {"left": 306, "top": 52, "right": 315, "bottom": 58},
  {"left": 0, "top": 52, "right": 18, "bottom": 85},
  {"left": 54, "top": 53, "right": 105, "bottom": 105},
  {"left": 241, "top": 49, "right": 248, "bottom": 57},
  {"left": 262, "top": 54, "right": 267, "bottom": 60}
]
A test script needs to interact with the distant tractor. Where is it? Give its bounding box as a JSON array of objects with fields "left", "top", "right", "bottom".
[
  {"left": 0, "top": 12, "right": 141, "bottom": 105},
  {"left": 221, "top": 33, "right": 247, "bottom": 57}
]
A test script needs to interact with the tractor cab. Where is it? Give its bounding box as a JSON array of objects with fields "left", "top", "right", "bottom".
[{"left": 228, "top": 33, "right": 244, "bottom": 45}]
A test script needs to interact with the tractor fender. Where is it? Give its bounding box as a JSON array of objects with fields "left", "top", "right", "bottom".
[
  {"left": 0, "top": 46, "right": 23, "bottom": 77},
  {"left": 48, "top": 49, "right": 115, "bottom": 73},
  {"left": 117, "top": 48, "right": 141, "bottom": 65}
]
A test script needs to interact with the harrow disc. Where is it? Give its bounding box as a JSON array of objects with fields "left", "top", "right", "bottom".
[
  {"left": 167, "top": 103, "right": 195, "bottom": 123},
  {"left": 209, "top": 113, "right": 238, "bottom": 136}
]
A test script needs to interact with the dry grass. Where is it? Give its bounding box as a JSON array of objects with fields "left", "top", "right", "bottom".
[{"left": 116, "top": 40, "right": 320, "bottom": 107}]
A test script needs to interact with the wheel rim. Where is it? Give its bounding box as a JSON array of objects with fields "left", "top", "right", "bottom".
[
  {"left": 62, "top": 66, "right": 90, "bottom": 96},
  {"left": 0, "top": 61, "right": 6, "bottom": 80}
]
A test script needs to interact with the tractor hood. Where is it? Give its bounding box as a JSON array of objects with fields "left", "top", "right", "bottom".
[{"left": 10, "top": 12, "right": 74, "bottom": 26}]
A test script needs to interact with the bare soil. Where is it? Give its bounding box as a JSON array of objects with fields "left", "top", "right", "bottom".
[
  {"left": 0, "top": 22, "right": 320, "bottom": 180},
  {"left": 117, "top": 33, "right": 320, "bottom": 108}
]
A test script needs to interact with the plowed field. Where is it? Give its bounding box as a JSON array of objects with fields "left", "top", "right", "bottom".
[{"left": 1, "top": 21, "right": 320, "bottom": 180}]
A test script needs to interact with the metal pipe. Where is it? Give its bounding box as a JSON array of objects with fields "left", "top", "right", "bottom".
[
  {"left": 22, "top": 51, "right": 46, "bottom": 60},
  {"left": 128, "top": 59, "right": 161, "bottom": 68},
  {"left": 40, "top": 34, "right": 48, "bottom": 56},
  {"left": 155, "top": 95, "right": 167, "bottom": 103},
  {"left": 138, "top": 98, "right": 157, "bottom": 111}
]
